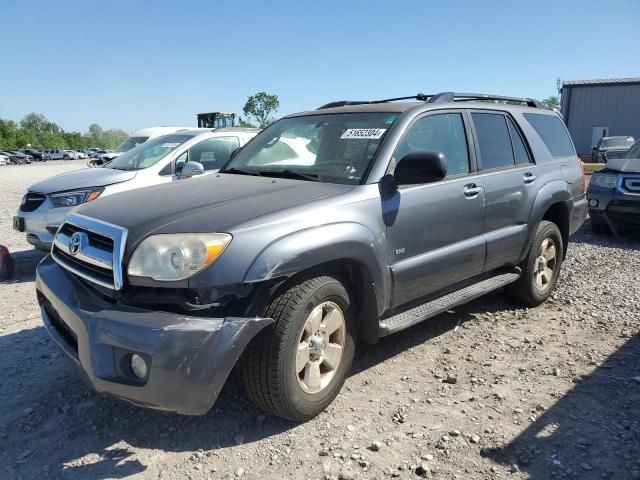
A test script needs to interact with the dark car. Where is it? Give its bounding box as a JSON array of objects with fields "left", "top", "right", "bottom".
[
  {"left": 591, "top": 136, "right": 635, "bottom": 163},
  {"left": 587, "top": 140, "right": 640, "bottom": 235},
  {"left": 0, "top": 151, "right": 25, "bottom": 164},
  {"left": 19, "top": 149, "right": 46, "bottom": 162},
  {"left": 35, "top": 92, "right": 586, "bottom": 421},
  {"left": 8, "top": 151, "right": 32, "bottom": 163}
]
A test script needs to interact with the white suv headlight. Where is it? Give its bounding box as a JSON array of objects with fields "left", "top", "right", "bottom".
[{"left": 127, "top": 233, "right": 232, "bottom": 281}]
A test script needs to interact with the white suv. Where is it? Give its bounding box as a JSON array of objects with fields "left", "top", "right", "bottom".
[{"left": 15, "top": 128, "right": 259, "bottom": 250}]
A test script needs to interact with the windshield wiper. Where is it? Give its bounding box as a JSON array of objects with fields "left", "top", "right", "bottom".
[
  {"left": 221, "top": 167, "right": 262, "bottom": 176},
  {"left": 258, "top": 169, "right": 320, "bottom": 182}
]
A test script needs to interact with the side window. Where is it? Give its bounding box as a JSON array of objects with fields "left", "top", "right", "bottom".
[
  {"left": 506, "top": 116, "right": 531, "bottom": 164},
  {"left": 472, "top": 113, "right": 515, "bottom": 170},
  {"left": 190, "top": 137, "right": 240, "bottom": 171},
  {"left": 394, "top": 113, "right": 470, "bottom": 177},
  {"left": 523, "top": 113, "right": 575, "bottom": 158}
]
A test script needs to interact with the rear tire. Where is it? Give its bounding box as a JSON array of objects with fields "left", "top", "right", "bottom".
[
  {"left": 242, "top": 276, "right": 355, "bottom": 421},
  {"left": 508, "top": 221, "right": 564, "bottom": 308}
]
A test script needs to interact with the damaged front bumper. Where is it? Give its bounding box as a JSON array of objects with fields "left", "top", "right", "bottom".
[{"left": 35, "top": 255, "right": 273, "bottom": 415}]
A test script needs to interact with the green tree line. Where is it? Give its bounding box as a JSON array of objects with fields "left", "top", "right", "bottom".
[{"left": 0, "top": 113, "right": 128, "bottom": 150}]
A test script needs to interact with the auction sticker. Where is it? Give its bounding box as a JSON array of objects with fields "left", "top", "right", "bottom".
[
  {"left": 340, "top": 128, "right": 386, "bottom": 140},
  {"left": 160, "top": 142, "right": 181, "bottom": 149}
]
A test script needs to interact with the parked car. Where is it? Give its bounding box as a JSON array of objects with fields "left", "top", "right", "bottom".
[
  {"left": 587, "top": 139, "right": 640, "bottom": 235},
  {"left": 0, "top": 154, "right": 8, "bottom": 166},
  {"left": 43, "top": 150, "right": 72, "bottom": 160},
  {"left": 19, "top": 149, "right": 46, "bottom": 161},
  {"left": 0, "top": 151, "right": 25, "bottom": 164},
  {"left": 34, "top": 93, "right": 587, "bottom": 420},
  {"left": 8, "top": 151, "right": 32, "bottom": 163},
  {"left": 91, "top": 127, "right": 190, "bottom": 167},
  {"left": 74, "top": 150, "right": 88, "bottom": 159},
  {"left": 15, "top": 128, "right": 258, "bottom": 251},
  {"left": 591, "top": 136, "right": 635, "bottom": 163}
]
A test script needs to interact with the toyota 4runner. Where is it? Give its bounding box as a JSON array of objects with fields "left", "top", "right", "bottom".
[{"left": 35, "top": 92, "right": 587, "bottom": 421}]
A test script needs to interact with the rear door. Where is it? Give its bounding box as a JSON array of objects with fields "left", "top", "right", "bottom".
[
  {"left": 470, "top": 111, "right": 538, "bottom": 271},
  {"left": 385, "top": 110, "right": 486, "bottom": 308}
]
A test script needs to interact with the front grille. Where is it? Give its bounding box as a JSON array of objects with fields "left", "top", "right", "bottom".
[
  {"left": 20, "top": 192, "right": 46, "bottom": 212},
  {"left": 51, "top": 213, "right": 127, "bottom": 290},
  {"left": 620, "top": 175, "right": 640, "bottom": 195}
]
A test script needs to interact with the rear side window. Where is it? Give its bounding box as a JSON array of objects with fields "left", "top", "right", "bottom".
[
  {"left": 506, "top": 117, "right": 531, "bottom": 164},
  {"left": 471, "top": 113, "right": 515, "bottom": 170},
  {"left": 523, "top": 113, "right": 575, "bottom": 158}
]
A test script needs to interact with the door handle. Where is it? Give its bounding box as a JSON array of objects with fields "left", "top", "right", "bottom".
[
  {"left": 463, "top": 184, "right": 483, "bottom": 197},
  {"left": 523, "top": 172, "right": 537, "bottom": 184}
]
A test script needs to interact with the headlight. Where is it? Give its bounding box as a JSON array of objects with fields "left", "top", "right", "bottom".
[
  {"left": 50, "top": 188, "right": 103, "bottom": 207},
  {"left": 589, "top": 173, "right": 617, "bottom": 189},
  {"left": 127, "top": 233, "right": 232, "bottom": 281}
]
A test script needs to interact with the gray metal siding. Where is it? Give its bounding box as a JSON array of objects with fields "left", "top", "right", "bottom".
[{"left": 561, "top": 84, "right": 640, "bottom": 155}]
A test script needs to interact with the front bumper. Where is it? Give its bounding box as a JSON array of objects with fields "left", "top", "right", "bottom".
[
  {"left": 16, "top": 201, "right": 73, "bottom": 251},
  {"left": 35, "top": 256, "right": 273, "bottom": 415},
  {"left": 587, "top": 187, "right": 640, "bottom": 230}
]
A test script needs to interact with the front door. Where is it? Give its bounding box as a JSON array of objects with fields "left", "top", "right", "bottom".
[{"left": 384, "top": 111, "right": 486, "bottom": 308}]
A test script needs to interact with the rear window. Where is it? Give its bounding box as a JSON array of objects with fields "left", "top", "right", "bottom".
[{"left": 523, "top": 113, "right": 575, "bottom": 158}]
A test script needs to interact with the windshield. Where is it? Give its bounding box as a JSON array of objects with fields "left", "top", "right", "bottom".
[
  {"left": 115, "top": 136, "right": 149, "bottom": 153},
  {"left": 107, "top": 134, "right": 193, "bottom": 171},
  {"left": 602, "top": 137, "right": 634, "bottom": 149},
  {"left": 222, "top": 112, "right": 399, "bottom": 184},
  {"left": 625, "top": 141, "right": 640, "bottom": 159}
]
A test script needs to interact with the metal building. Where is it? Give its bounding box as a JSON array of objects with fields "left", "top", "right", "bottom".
[{"left": 560, "top": 77, "right": 640, "bottom": 158}]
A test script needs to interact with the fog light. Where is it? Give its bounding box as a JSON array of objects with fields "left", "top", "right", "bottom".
[
  {"left": 589, "top": 199, "right": 599, "bottom": 207},
  {"left": 130, "top": 354, "right": 148, "bottom": 379}
]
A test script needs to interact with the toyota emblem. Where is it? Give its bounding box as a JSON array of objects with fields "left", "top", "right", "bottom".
[{"left": 68, "top": 232, "right": 82, "bottom": 256}]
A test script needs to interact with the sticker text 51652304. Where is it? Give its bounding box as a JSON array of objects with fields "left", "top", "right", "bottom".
[{"left": 340, "top": 128, "right": 387, "bottom": 140}]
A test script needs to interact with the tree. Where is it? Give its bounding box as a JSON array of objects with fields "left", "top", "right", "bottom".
[
  {"left": 20, "top": 113, "right": 61, "bottom": 135},
  {"left": 243, "top": 92, "right": 280, "bottom": 127},
  {"left": 542, "top": 96, "right": 559, "bottom": 109},
  {"left": 237, "top": 116, "right": 257, "bottom": 128}
]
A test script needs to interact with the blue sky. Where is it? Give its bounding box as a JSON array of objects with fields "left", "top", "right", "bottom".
[{"left": 1, "top": 0, "right": 639, "bottom": 133}]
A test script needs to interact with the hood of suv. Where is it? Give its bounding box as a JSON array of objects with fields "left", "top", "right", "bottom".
[
  {"left": 28, "top": 167, "right": 137, "bottom": 194},
  {"left": 76, "top": 173, "right": 353, "bottom": 250},
  {"left": 605, "top": 158, "right": 640, "bottom": 173}
]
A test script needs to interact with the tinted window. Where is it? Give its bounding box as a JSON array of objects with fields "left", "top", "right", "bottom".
[
  {"left": 394, "top": 113, "right": 470, "bottom": 177},
  {"left": 506, "top": 116, "right": 531, "bottom": 164},
  {"left": 523, "top": 113, "right": 575, "bottom": 158},
  {"left": 472, "top": 113, "right": 515, "bottom": 169}
]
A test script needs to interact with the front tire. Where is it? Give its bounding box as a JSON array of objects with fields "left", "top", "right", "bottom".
[
  {"left": 508, "top": 221, "right": 564, "bottom": 307},
  {"left": 242, "top": 276, "right": 355, "bottom": 421}
]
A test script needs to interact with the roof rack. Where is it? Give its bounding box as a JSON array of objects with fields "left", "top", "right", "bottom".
[{"left": 317, "top": 92, "right": 544, "bottom": 109}]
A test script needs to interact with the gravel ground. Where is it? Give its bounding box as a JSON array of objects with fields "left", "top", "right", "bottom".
[{"left": 1, "top": 161, "right": 639, "bottom": 480}]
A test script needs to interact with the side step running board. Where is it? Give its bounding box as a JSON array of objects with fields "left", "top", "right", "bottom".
[{"left": 379, "top": 271, "right": 521, "bottom": 336}]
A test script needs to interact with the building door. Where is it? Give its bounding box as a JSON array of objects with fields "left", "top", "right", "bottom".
[{"left": 591, "top": 126, "right": 609, "bottom": 148}]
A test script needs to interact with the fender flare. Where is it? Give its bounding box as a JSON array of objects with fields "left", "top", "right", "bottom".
[
  {"left": 243, "top": 222, "right": 389, "bottom": 340},
  {"left": 521, "top": 180, "right": 571, "bottom": 260}
]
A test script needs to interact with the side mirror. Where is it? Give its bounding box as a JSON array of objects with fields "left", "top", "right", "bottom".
[
  {"left": 393, "top": 151, "right": 447, "bottom": 186},
  {"left": 180, "top": 161, "right": 205, "bottom": 179}
]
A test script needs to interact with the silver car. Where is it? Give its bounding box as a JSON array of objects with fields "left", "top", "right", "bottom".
[{"left": 14, "top": 128, "right": 259, "bottom": 251}]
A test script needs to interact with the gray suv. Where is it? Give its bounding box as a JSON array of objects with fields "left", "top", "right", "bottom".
[{"left": 35, "top": 92, "right": 587, "bottom": 421}]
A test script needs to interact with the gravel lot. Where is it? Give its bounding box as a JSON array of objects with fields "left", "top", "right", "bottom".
[{"left": 1, "top": 161, "right": 639, "bottom": 480}]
